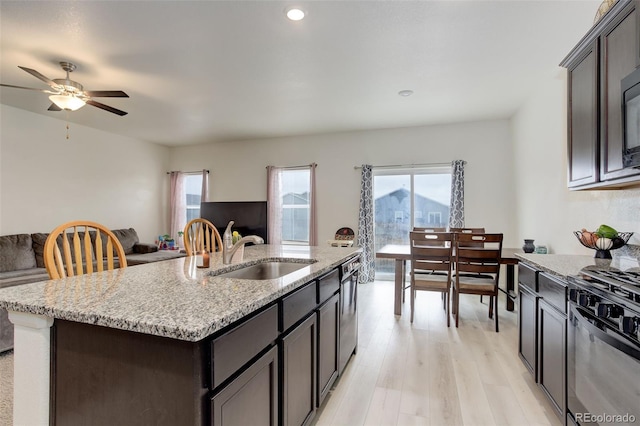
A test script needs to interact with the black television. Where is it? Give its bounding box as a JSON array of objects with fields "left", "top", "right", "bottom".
[{"left": 200, "top": 201, "right": 268, "bottom": 242}]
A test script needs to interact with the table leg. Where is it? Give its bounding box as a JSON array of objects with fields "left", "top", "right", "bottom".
[
  {"left": 506, "top": 264, "right": 515, "bottom": 311},
  {"left": 394, "top": 259, "right": 403, "bottom": 315}
]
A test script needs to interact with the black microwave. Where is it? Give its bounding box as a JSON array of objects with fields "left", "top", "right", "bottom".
[{"left": 622, "top": 67, "right": 640, "bottom": 168}]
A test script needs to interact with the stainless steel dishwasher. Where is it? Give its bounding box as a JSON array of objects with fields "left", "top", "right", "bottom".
[{"left": 338, "top": 254, "right": 360, "bottom": 375}]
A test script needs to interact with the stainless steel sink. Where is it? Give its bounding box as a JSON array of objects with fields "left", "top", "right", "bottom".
[{"left": 212, "top": 260, "right": 315, "bottom": 280}]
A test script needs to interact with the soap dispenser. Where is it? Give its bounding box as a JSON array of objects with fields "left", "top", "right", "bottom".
[{"left": 223, "top": 221, "right": 234, "bottom": 250}]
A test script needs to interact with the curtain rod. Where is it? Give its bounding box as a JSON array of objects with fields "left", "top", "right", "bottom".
[
  {"left": 265, "top": 163, "right": 317, "bottom": 170},
  {"left": 166, "top": 170, "right": 210, "bottom": 174},
  {"left": 353, "top": 162, "right": 455, "bottom": 170}
]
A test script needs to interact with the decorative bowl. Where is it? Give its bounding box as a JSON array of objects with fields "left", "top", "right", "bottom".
[{"left": 573, "top": 231, "right": 633, "bottom": 259}]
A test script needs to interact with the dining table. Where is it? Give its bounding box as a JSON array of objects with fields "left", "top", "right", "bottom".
[{"left": 375, "top": 245, "right": 519, "bottom": 316}]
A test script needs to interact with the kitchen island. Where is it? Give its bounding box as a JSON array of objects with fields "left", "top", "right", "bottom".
[{"left": 0, "top": 244, "right": 361, "bottom": 426}]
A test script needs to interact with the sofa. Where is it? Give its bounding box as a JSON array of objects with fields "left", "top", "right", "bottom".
[{"left": 0, "top": 228, "right": 186, "bottom": 352}]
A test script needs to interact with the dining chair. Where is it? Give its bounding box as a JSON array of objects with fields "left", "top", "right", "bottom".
[
  {"left": 409, "top": 231, "right": 454, "bottom": 325},
  {"left": 452, "top": 232, "right": 503, "bottom": 332},
  {"left": 403, "top": 227, "right": 447, "bottom": 302},
  {"left": 183, "top": 218, "right": 223, "bottom": 256},
  {"left": 44, "top": 220, "right": 128, "bottom": 280}
]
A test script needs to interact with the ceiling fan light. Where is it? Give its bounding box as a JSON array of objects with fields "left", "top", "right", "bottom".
[{"left": 49, "top": 94, "right": 86, "bottom": 111}]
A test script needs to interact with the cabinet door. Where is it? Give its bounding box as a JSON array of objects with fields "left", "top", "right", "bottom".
[
  {"left": 211, "top": 346, "right": 278, "bottom": 426},
  {"left": 317, "top": 293, "right": 339, "bottom": 407},
  {"left": 518, "top": 285, "right": 538, "bottom": 380},
  {"left": 282, "top": 313, "right": 317, "bottom": 426},
  {"left": 538, "top": 299, "right": 566, "bottom": 418},
  {"left": 600, "top": 2, "right": 640, "bottom": 181},
  {"left": 567, "top": 42, "right": 599, "bottom": 187}
]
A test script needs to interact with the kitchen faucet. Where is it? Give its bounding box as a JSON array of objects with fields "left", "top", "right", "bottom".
[{"left": 222, "top": 221, "right": 264, "bottom": 264}]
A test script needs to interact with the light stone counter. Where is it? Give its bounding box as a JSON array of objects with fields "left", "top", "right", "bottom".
[
  {"left": 0, "top": 244, "right": 361, "bottom": 342},
  {"left": 515, "top": 250, "right": 640, "bottom": 280}
]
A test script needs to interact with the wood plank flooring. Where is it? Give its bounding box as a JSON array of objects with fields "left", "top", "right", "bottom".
[{"left": 314, "top": 280, "right": 562, "bottom": 426}]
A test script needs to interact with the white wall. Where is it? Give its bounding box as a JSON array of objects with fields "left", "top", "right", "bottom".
[
  {"left": 169, "top": 120, "right": 518, "bottom": 247},
  {"left": 511, "top": 69, "right": 640, "bottom": 254},
  {"left": 0, "top": 104, "right": 169, "bottom": 243}
]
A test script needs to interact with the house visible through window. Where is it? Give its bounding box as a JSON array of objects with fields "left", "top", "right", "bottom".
[
  {"left": 281, "top": 169, "right": 311, "bottom": 243},
  {"left": 185, "top": 173, "right": 204, "bottom": 222},
  {"left": 373, "top": 167, "right": 452, "bottom": 275}
]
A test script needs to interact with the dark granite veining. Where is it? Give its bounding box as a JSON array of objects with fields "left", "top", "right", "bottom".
[{"left": 0, "top": 245, "right": 361, "bottom": 342}]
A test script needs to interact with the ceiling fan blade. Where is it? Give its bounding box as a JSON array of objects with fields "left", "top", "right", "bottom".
[
  {"left": 18, "top": 66, "right": 58, "bottom": 88},
  {"left": 85, "top": 90, "right": 129, "bottom": 98},
  {"left": 0, "top": 83, "right": 55, "bottom": 93},
  {"left": 86, "top": 99, "right": 128, "bottom": 116},
  {"left": 48, "top": 103, "right": 62, "bottom": 111}
]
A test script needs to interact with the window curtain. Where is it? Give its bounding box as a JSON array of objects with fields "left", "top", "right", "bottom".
[
  {"left": 448, "top": 160, "right": 466, "bottom": 229},
  {"left": 356, "top": 164, "right": 375, "bottom": 283},
  {"left": 169, "top": 171, "right": 186, "bottom": 240},
  {"left": 201, "top": 169, "right": 209, "bottom": 203},
  {"left": 266, "top": 166, "right": 283, "bottom": 245},
  {"left": 309, "top": 163, "right": 318, "bottom": 246}
]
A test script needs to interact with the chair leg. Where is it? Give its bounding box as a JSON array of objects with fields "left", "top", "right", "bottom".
[
  {"left": 402, "top": 261, "right": 406, "bottom": 303},
  {"left": 454, "top": 287, "right": 460, "bottom": 328},
  {"left": 495, "top": 293, "right": 499, "bottom": 332},
  {"left": 410, "top": 287, "right": 415, "bottom": 323},
  {"left": 489, "top": 296, "right": 494, "bottom": 319},
  {"left": 445, "top": 290, "right": 450, "bottom": 327}
]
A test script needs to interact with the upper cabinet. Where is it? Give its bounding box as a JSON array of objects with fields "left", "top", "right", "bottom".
[{"left": 561, "top": 0, "right": 640, "bottom": 189}]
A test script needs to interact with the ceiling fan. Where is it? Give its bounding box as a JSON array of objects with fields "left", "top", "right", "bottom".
[{"left": 0, "top": 61, "right": 129, "bottom": 116}]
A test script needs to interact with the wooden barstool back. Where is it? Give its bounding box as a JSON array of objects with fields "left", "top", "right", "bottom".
[
  {"left": 183, "top": 218, "right": 223, "bottom": 256},
  {"left": 449, "top": 227, "right": 486, "bottom": 247},
  {"left": 409, "top": 231, "right": 455, "bottom": 325},
  {"left": 44, "top": 220, "right": 127, "bottom": 280}
]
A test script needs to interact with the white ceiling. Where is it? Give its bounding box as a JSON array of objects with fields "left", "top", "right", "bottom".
[{"left": 0, "top": 1, "right": 599, "bottom": 147}]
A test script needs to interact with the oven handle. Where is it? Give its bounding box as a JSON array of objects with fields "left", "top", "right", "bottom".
[{"left": 570, "top": 303, "right": 640, "bottom": 361}]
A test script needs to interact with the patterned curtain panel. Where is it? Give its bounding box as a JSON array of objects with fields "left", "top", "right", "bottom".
[
  {"left": 356, "top": 164, "right": 375, "bottom": 283},
  {"left": 448, "top": 160, "right": 466, "bottom": 229}
]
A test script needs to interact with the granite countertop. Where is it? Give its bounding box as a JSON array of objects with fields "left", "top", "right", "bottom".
[
  {"left": 515, "top": 250, "right": 640, "bottom": 280},
  {"left": 0, "top": 245, "right": 361, "bottom": 342}
]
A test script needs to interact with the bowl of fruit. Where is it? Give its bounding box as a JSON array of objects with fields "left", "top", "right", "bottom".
[{"left": 574, "top": 225, "right": 633, "bottom": 259}]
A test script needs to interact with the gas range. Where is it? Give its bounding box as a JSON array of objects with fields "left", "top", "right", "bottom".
[{"left": 568, "top": 268, "right": 640, "bottom": 343}]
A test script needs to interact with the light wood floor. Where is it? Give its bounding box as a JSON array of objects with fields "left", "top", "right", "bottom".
[{"left": 314, "top": 280, "right": 562, "bottom": 426}]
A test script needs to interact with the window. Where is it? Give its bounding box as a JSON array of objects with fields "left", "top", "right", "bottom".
[
  {"left": 184, "top": 173, "right": 205, "bottom": 222},
  {"left": 373, "top": 167, "right": 452, "bottom": 275},
  {"left": 280, "top": 169, "right": 311, "bottom": 243}
]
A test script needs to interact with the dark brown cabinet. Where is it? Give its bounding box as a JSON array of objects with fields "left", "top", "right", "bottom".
[
  {"left": 518, "top": 284, "right": 538, "bottom": 378},
  {"left": 518, "top": 263, "right": 538, "bottom": 378},
  {"left": 567, "top": 43, "right": 599, "bottom": 187},
  {"left": 538, "top": 299, "right": 566, "bottom": 417},
  {"left": 562, "top": 0, "right": 640, "bottom": 189},
  {"left": 281, "top": 313, "right": 317, "bottom": 426},
  {"left": 517, "top": 264, "right": 567, "bottom": 422},
  {"left": 317, "top": 293, "right": 339, "bottom": 407},
  {"left": 601, "top": 1, "right": 640, "bottom": 181},
  {"left": 211, "top": 346, "right": 278, "bottom": 426}
]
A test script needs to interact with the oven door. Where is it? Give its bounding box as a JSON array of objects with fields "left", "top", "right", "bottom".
[{"left": 567, "top": 303, "right": 640, "bottom": 425}]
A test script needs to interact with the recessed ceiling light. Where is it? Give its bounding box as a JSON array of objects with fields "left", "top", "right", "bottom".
[
  {"left": 398, "top": 90, "right": 414, "bottom": 97},
  {"left": 286, "top": 7, "right": 306, "bottom": 21}
]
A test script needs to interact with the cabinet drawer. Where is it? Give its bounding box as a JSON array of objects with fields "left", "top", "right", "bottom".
[
  {"left": 281, "top": 281, "right": 318, "bottom": 332},
  {"left": 539, "top": 273, "right": 567, "bottom": 314},
  {"left": 211, "top": 303, "right": 278, "bottom": 389},
  {"left": 318, "top": 268, "right": 340, "bottom": 304},
  {"left": 518, "top": 263, "right": 538, "bottom": 292}
]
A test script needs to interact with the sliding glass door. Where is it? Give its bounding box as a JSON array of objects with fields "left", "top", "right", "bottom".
[{"left": 373, "top": 168, "right": 451, "bottom": 276}]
